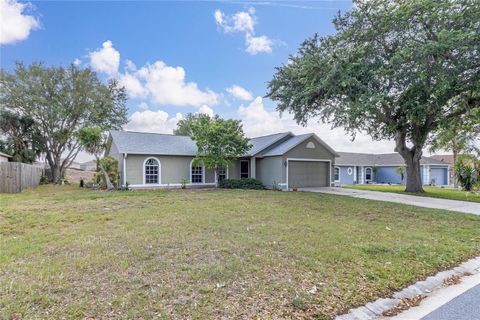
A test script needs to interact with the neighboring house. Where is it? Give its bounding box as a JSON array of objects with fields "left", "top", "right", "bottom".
[
  {"left": 334, "top": 152, "right": 450, "bottom": 186},
  {"left": 106, "top": 131, "right": 339, "bottom": 189},
  {"left": 0, "top": 152, "right": 12, "bottom": 162},
  {"left": 80, "top": 160, "right": 97, "bottom": 172},
  {"left": 430, "top": 154, "right": 454, "bottom": 184}
]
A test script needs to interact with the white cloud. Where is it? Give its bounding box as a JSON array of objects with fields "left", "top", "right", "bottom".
[
  {"left": 119, "top": 72, "right": 148, "bottom": 99},
  {"left": 126, "top": 110, "right": 183, "bottom": 134},
  {"left": 137, "top": 102, "right": 149, "bottom": 110},
  {"left": 125, "top": 59, "right": 136, "bottom": 71},
  {"left": 226, "top": 85, "right": 253, "bottom": 101},
  {"left": 198, "top": 105, "right": 214, "bottom": 117},
  {"left": 73, "top": 58, "right": 82, "bottom": 66},
  {"left": 89, "top": 40, "right": 120, "bottom": 75},
  {"left": 0, "top": 0, "right": 39, "bottom": 45},
  {"left": 245, "top": 34, "right": 273, "bottom": 55},
  {"left": 136, "top": 61, "right": 218, "bottom": 107},
  {"left": 237, "top": 96, "right": 396, "bottom": 153},
  {"left": 214, "top": 7, "right": 275, "bottom": 55}
]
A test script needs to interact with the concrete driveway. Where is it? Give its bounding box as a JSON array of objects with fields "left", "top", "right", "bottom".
[{"left": 300, "top": 187, "right": 480, "bottom": 215}]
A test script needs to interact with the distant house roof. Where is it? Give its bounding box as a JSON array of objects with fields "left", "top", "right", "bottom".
[
  {"left": 430, "top": 154, "right": 454, "bottom": 165},
  {"left": 0, "top": 152, "right": 12, "bottom": 158},
  {"left": 336, "top": 152, "right": 448, "bottom": 166},
  {"left": 262, "top": 133, "right": 339, "bottom": 157},
  {"left": 108, "top": 130, "right": 337, "bottom": 158}
]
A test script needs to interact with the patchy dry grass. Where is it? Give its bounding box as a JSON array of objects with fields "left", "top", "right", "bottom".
[
  {"left": 1, "top": 185, "right": 480, "bottom": 319},
  {"left": 344, "top": 184, "right": 480, "bottom": 203}
]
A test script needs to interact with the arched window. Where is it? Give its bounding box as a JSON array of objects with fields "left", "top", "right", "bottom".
[
  {"left": 144, "top": 158, "right": 160, "bottom": 184},
  {"left": 334, "top": 167, "right": 340, "bottom": 181},
  {"left": 306, "top": 141, "right": 316, "bottom": 149},
  {"left": 190, "top": 160, "right": 204, "bottom": 183},
  {"left": 365, "top": 167, "right": 372, "bottom": 181}
]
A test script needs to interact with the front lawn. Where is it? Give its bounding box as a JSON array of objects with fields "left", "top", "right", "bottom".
[
  {"left": 1, "top": 185, "right": 480, "bottom": 319},
  {"left": 344, "top": 184, "right": 480, "bottom": 203}
]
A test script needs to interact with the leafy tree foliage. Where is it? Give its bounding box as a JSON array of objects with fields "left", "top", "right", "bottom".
[
  {"left": 395, "top": 165, "right": 406, "bottom": 182},
  {"left": 429, "top": 107, "right": 480, "bottom": 187},
  {"left": 174, "top": 113, "right": 208, "bottom": 136},
  {"left": 0, "top": 63, "right": 128, "bottom": 183},
  {"left": 0, "top": 110, "right": 43, "bottom": 163},
  {"left": 94, "top": 156, "right": 119, "bottom": 189},
  {"left": 77, "top": 127, "right": 115, "bottom": 190},
  {"left": 268, "top": 0, "right": 480, "bottom": 192},
  {"left": 190, "top": 115, "right": 251, "bottom": 185},
  {"left": 455, "top": 154, "right": 479, "bottom": 191}
]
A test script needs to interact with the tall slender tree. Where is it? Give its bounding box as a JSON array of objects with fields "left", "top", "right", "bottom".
[
  {"left": 267, "top": 0, "right": 480, "bottom": 192},
  {"left": 0, "top": 63, "right": 128, "bottom": 182}
]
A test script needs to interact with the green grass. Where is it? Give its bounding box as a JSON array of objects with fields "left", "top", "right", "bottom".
[
  {"left": 344, "top": 184, "right": 480, "bottom": 203},
  {"left": 1, "top": 185, "right": 480, "bottom": 319}
]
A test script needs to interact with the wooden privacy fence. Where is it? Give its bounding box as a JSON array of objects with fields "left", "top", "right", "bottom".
[{"left": 0, "top": 162, "right": 43, "bottom": 193}]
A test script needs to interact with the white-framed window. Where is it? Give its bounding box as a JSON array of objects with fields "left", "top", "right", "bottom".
[
  {"left": 306, "top": 141, "right": 316, "bottom": 149},
  {"left": 144, "top": 158, "right": 160, "bottom": 184},
  {"left": 191, "top": 165, "right": 204, "bottom": 183},
  {"left": 217, "top": 167, "right": 227, "bottom": 182},
  {"left": 240, "top": 160, "right": 249, "bottom": 179},
  {"left": 365, "top": 167, "right": 372, "bottom": 181},
  {"left": 347, "top": 167, "right": 353, "bottom": 175},
  {"left": 334, "top": 167, "right": 340, "bottom": 181}
]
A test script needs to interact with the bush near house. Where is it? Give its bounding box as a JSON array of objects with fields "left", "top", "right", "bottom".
[{"left": 218, "top": 178, "right": 265, "bottom": 189}]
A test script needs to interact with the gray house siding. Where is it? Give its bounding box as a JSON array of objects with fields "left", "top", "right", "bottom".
[
  {"left": 125, "top": 154, "right": 216, "bottom": 186},
  {"left": 256, "top": 156, "right": 284, "bottom": 188},
  {"left": 282, "top": 137, "right": 336, "bottom": 184},
  {"left": 108, "top": 141, "right": 123, "bottom": 184}
]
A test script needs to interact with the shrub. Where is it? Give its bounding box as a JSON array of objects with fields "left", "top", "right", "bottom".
[
  {"left": 39, "top": 174, "right": 49, "bottom": 185},
  {"left": 455, "top": 155, "right": 479, "bottom": 191},
  {"left": 218, "top": 178, "right": 265, "bottom": 190}
]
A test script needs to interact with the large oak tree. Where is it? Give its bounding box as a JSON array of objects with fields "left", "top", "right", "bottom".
[
  {"left": 0, "top": 63, "right": 128, "bottom": 182},
  {"left": 267, "top": 0, "right": 480, "bottom": 192}
]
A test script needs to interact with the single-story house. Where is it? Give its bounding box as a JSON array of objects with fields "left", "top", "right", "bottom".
[
  {"left": 106, "top": 130, "right": 339, "bottom": 189},
  {"left": 334, "top": 152, "right": 450, "bottom": 186},
  {"left": 0, "top": 152, "right": 12, "bottom": 162}
]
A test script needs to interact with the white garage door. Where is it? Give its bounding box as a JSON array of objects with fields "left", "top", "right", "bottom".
[{"left": 288, "top": 161, "right": 330, "bottom": 188}]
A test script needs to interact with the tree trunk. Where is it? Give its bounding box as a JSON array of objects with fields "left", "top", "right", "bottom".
[
  {"left": 394, "top": 131, "right": 425, "bottom": 193},
  {"left": 452, "top": 143, "right": 458, "bottom": 188},
  {"left": 98, "top": 158, "right": 114, "bottom": 190}
]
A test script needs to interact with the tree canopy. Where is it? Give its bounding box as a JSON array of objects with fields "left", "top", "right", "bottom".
[
  {"left": 190, "top": 115, "right": 251, "bottom": 184},
  {"left": 0, "top": 62, "right": 128, "bottom": 182},
  {"left": 174, "top": 113, "right": 208, "bottom": 136},
  {"left": 267, "top": 0, "right": 480, "bottom": 192}
]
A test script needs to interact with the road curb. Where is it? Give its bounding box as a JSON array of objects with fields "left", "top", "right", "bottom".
[{"left": 336, "top": 256, "right": 480, "bottom": 320}]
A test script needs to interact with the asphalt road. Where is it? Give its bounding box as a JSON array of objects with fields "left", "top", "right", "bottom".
[{"left": 421, "top": 284, "right": 480, "bottom": 320}]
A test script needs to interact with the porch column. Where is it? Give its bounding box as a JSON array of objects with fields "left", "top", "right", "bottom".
[
  {"left": 123, "top": 153, "right": 127, "bottom": 186},
  {"left": 423, "top": 165, "right": 430, "bottom": 185},
  {"left": 359, "top": 166, "right": 364, "bottom": 184},
  {"left": 250, "top": 157, "right": 256, "bottom": 178},
  {"left": 353, "top": 166, "right": 357, "bottom": 183}
]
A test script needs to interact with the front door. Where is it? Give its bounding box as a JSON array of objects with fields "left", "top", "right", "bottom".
[{"left": 240, "top": 160, "right": 249, "bottom": 179}]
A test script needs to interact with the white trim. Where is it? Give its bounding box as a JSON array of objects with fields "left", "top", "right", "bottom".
[
  {"left": 130, "top": 183, "right": 216, "bottom": 188},
  {"left": 334, "top": 166, "right": 340, "bottom": 182},
  {"left": 286, "top": 158, "right": 333, "bottom": 189},
  {"left": 189, "top": 159, "right": 205, "bottom": 184},
  {"left": 336, "top": 164, "right": 449, "bottom": 167},
  {"left": 240, "top": 159, "right": 249, "bottom": 178},
  {"left": 143, "top": 156, "right": 161, "bottom": 185},
  {"left": 347, "top": 167, "right": 353, "bottom": 175}
]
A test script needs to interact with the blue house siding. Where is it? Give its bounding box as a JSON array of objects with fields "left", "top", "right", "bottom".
[
  {"left": 376, "top": 166, "right": 405, "bottom": 184},
  {"left": 429, "top": 167, "right": 448, "bottom": 185},
  {"left": 338, "top": 166, "right": 355, "bottom": 184}
]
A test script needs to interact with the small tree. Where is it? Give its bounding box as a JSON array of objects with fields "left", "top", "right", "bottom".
[
  {"left": 455, "top": 155, "right": 479, "bottom": 191},
  {"left": 395, "top": 165, "right": 406, "bottom": 183},
  {"left": 77, "top": 127, "right": 115, "bottom": 190},
  {"left": 190, "top": 115, "right": 251, "bottom": 186},
  {"left": 94, "top": 156, "right": 119, "bottom": 189}
]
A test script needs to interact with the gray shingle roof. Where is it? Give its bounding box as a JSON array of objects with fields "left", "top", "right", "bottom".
[
  {"left": 336, "top": 152, "right": 448, "bottom": 166},
  {"left": 110, "top": 130, "right": 294, "bottom": 157},
  {"left": 262, "top": 134, "right": 312, "bottom": 156}
]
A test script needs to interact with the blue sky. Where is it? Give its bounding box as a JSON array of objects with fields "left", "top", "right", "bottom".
[{"left": 1, "top": 0, "right": 403, "bottom": 161}]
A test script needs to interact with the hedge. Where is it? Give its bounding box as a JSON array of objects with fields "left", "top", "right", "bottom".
[{"left": 218, "top": 178, "right": 265, "bottom": 190}]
